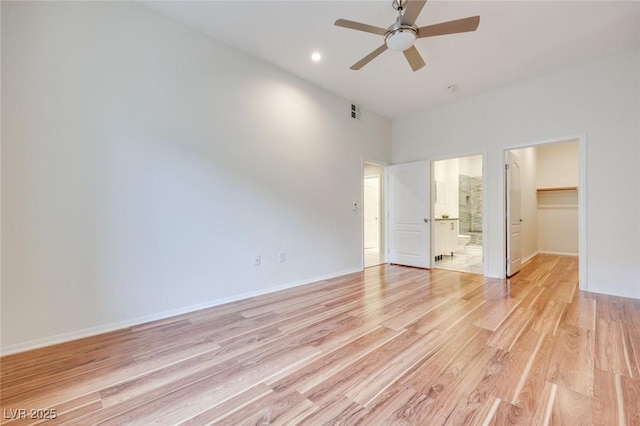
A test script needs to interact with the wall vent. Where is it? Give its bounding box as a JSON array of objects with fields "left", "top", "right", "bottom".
[{"left": 350, "top": 103, "right": 361, "bottom": 120}]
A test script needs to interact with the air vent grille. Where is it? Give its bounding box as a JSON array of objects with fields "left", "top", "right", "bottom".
[{"left": 350, "top": 104, "right": 361, "bottom": 120}]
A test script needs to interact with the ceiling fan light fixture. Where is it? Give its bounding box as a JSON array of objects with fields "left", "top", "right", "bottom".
[
  {"left": 385, "top": 27, "right": 417, "bottom": 51},
  {"left": 334, "top": 1, "right": 480, "bottom": 71}
]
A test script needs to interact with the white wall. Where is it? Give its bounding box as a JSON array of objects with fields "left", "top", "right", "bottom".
[
  {"left": 0, "top": 2, "right": 391, "bottom": 353},
  {"left": 458, "top": 155, "right": 482, "bottom": 178},
  {"left": 537, "top": 192, "right": 579, "bottom": 255},
  {"left": 536, "top": 141, "right": 579, "bottom": 255},
  {"left": 393, "top": 48, "right": 640, "bottom": 299},
  {"left": 537, "top": 141, "right": 579, "bottom": 188},
  {"left": 433, "top": 158, "right": 459, "bottom": 218}
]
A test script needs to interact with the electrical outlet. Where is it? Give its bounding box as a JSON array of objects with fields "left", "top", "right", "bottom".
[
  {"left": 279, "top": 252, "right": 286, "bottom": 262},
  {"left": 254, "top": 255, "right": 261, "bottom": 266}
]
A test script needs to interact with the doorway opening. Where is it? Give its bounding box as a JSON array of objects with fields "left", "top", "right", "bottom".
[
  {"left": 505, "top": 138, "right": 582, "bottom": 279},
  {"left": 432, "top": 154, "right": 484, "bottom": 274},
  {"left": 363, "top": 163, "right": 385, "bottom": 268}
]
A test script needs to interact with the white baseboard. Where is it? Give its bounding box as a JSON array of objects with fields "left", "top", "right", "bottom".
[
  {"left": 522, "top": 251, "right": 540, "bottom": 265},
  {"left": 485, "top": 273, "right": 503, "bottom": 279},
  {"left": 0, "top": 267, "right": 362, "bottom": 356},
  {"left": 539, "top": 250, "right": 578, "bottom": 256}
]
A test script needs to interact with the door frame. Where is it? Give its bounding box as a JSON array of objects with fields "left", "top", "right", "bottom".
[
  {"left": 430, "top": 153, "right": 487, "bottom": 275},
  {"left": 501, "top": 133, "right": 587, "bottom": 290},
  {"left": 361, "top": 158, "right": 388, "bottom": 270}
]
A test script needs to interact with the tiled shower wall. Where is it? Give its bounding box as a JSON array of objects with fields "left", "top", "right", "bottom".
[{"left": 459, "top": 175, "right": 483, "bottom": 246}]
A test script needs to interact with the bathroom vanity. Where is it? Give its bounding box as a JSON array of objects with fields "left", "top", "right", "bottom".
[{"left": 434, "top": 218, "right": 459, "bottom": 261}]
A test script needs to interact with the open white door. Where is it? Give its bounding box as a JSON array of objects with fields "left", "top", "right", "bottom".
[
  {"left": 506, "top": 151, "right": 522, "bottom": 276},
  {"left": 387, "top": 161, "right": 431, "bottom": 268}
]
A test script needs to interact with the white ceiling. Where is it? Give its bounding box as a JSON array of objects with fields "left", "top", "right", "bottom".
[{"left": 143, "top": 1, "right": 640, "bottom": 119}]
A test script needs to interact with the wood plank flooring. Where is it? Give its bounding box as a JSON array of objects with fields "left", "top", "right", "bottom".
[{"left": 1, "top": 254, "right": 639, "bottom": 425}]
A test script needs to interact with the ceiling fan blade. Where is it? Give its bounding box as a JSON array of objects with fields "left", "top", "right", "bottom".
[
  {"left": 334, "top": 19, "right": 387, "bottom": 36},
  {"left": 402, "top": 45, "right": 426, "bottom": 71},
  {"left": 401, "top": 0, "right": 427, "bottom": 26},
  {"left": 350, "top": 44, "right": 388, "bottom": 70},
  {"left": 417, "top": 16, "right": 480, "bottom": 38}
]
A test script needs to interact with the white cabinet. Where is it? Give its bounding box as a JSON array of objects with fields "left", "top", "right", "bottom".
[{"left": 434, "top": 219, "right": 458, "bottom": 260}]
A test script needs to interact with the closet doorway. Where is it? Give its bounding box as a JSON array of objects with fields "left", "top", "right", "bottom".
[{"left": 505, "top": 139, "right": 581, "bottom": 277}]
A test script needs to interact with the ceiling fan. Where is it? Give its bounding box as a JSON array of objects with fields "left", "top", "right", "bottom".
[{"left": 335, "top": 0, "right": 480, "bottom": 72}]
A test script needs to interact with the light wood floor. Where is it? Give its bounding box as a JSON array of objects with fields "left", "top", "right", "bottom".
[{"left": 1, "top": 254, "right": 639, "bottom": 425}]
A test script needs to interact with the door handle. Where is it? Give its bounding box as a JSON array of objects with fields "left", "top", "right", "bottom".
[{"left": 424, "top": 218, "right": 430, "bottom": 223}]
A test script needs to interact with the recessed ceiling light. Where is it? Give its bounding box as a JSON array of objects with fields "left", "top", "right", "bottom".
[{"left": 311, "top": 52, "right": 322, "bottom": 62}]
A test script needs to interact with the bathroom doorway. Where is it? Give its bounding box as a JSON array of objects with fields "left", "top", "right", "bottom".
[
  {"left": 432, "top": 154, "right": 484, "bottom": 274},
  {"left": 363, "top": 163, "right": 385, "bottom": 268}
]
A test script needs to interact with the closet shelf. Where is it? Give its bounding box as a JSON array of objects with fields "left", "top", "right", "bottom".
[{"left": 536, "top": 186, "right": 578, "bottom": 192}]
